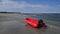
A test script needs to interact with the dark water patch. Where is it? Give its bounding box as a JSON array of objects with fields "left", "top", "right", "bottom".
[{"left": 30, "top": 13, "right": 60, "bottom": 22}]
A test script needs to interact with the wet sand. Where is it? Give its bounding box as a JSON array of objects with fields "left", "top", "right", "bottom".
[{"left": 0, "top": 13, "right": 60, "bottom": 34}]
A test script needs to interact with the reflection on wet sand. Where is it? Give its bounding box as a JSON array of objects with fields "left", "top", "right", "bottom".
[{"left": 25, "top": 24, "right": 47, "bottom": 33}]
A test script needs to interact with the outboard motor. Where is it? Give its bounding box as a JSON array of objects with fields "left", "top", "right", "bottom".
[
  {"left": 38, "top": 19, "right": 47, "bottom": 28},
  {"left": 38, "top": 19, "right": 44, "bottom": 28}
]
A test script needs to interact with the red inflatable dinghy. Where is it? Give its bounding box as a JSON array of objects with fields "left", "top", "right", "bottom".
[{"left": 25, "top": 18, "right": 47, "bottom": 28}]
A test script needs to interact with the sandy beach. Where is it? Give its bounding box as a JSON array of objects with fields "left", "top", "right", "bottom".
[{"left": 0, "top": 13, "right": 60, "bottom": 34}]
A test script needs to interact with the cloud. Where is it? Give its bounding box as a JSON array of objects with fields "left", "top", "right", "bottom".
[{"left": 0, "top": 0, "right": 60, "bottom": 13}]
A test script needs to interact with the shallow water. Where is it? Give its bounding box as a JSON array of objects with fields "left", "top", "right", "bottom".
[{"left": 0, "top": 13, "right": 60, "bottom": 34}]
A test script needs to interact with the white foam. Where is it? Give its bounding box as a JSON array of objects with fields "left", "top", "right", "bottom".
[{"left": 47, "top": 24, "right": 60, "bottom": 29}]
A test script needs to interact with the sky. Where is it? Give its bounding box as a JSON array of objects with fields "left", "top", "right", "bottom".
[{"left": 0, "top": 0, "right": 60, "bottom": 13}]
